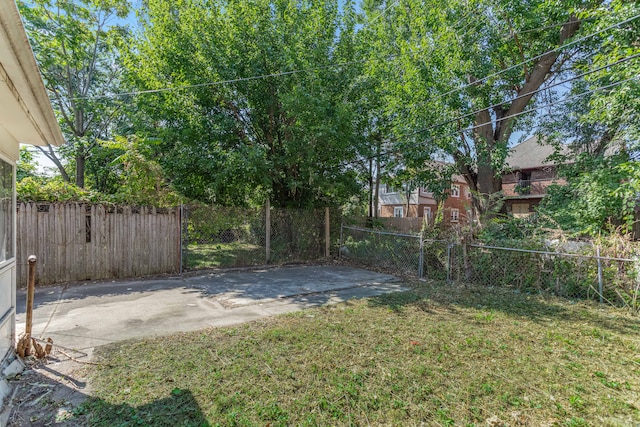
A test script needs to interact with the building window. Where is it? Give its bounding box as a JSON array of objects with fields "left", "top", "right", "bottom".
[
  {"left": 0, "top": 159, "right": 14, "bottom": 264},
  {"left": 450, "top": 208, "right": 459, "bottom": 222},
  {"left": 451, "top": 184, "right": 460, "bottom": 198},
  {"left": 512, "top": 203, "right": 530, "bottom": 217},
  {"left": 393, "top": 206, "right": 403, "bottom": 217},
  {"left": 423, "top": 206, "right": 431, "bottom": 220},
  {"left": 466, "top": 188, "right": 472, "bottom": 199},
  {"left": 383, "top": 184, "right": 399, "bottom": 194}
]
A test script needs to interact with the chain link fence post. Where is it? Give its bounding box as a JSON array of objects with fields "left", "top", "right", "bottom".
[
  {"left": 325, "top": 207, "right": 330, "bottom": 259},
  {"left": 265, "top": 199, "right": 271, "bottom": 264},
  {"left": 597, "top": 245, "right": 603, "bottom": 304},
  {"left": 339, "top": 223, "right": 344, "bottom": 259},
  {"left": 446, "top": 243, "right": 453, "bottom": 283},
  {"left": 179, "top": 204, "right": 184, "bottom": 274},
  {"left": 418, "top": 238, "right": 424, "bottom": 278}
]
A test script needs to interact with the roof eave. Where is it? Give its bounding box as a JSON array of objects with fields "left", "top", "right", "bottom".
[{"left": 0, "top": 1, "right": 64, "bottom": 147}]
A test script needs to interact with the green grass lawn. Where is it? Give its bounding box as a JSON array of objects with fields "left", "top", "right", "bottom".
[
  {"left": 84, "top": 281, "right": 640, "bottom": 426},
  {"left": 186, "top": 242, "right": 264, "bottom": 269}
]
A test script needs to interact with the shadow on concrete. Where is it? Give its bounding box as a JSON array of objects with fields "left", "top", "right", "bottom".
[{"left": 16, "top": 265, "right": 400, "bottom": 315}]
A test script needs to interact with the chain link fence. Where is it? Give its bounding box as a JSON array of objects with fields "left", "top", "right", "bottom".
[
  {"left": 339, "top": 225, "right": 640, "bottom": 311},
  {"left": 452, "top": 244, "right": 640, "bottom": 310},
  {"left": 339, "top": 225, "right": 451, "bottom": 279},
  {"left": 181, "top": 204, "right": 267, "bottom": 270},
  {"left": 340, "top": 225, "right": 422, "bottom": 276},
  {"left": 182, "top": 205, "right": 339, "bottom": 271},
  {"left": 269, "top": 208, "right": 336, "bottom": 263}
]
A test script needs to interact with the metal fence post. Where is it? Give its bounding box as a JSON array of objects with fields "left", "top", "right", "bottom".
[
  {"left": 325, "top": 207, "right": 330, "bottom": 259},
  {"left": 446, "top": 243, "right": 452, "bottom": 283},
  {"left": 597, "top": 246, "right": 603, "bottom": 304},
  {"left": 265, "top": 199, "right": 271, "bottom": 264},
  {"left": 418, "top": 238, "right": 424, "bottom": 278},
  {"left": 339, "top": 223, "right": 344, "bottom": 259},
  {"left": 179, "top": 204, "right": 184, "bottom": 274},
  {"left": 25, "top": 255, "right": 37, "bottom": 356}
]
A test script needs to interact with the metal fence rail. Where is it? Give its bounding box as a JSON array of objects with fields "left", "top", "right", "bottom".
[
  {"left": 182, "top": 204, "right": 336, "bottom": 271},
  {"left": 340, "top": 225, "right": 640, "bottom": 311},
  {"left": 455, "top": 244, "right": 639, "bottom": 308},
  {"left": 340, "top": 225, "right": 422, "bottom": 276},
  {"left": 339, "top": 225, "right": 450, "bottom": 279}
]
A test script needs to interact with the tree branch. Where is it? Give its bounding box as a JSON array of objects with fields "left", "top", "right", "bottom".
[{"left": 36, "top": 145, "right": 70, "bottom": 182}]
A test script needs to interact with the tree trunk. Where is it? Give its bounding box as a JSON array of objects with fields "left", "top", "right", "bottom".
[
  {"left": 464, "top": 15, "right": 581, "bottom": 218},
  {"left": 368, "top": 157, "right": 373, "bottom": 218},
  {"left": 373, "top": 142, "right": 381, "bottom": 218},
  {"left": 75, "top": 153, "right": 86, "bottom": 188}
]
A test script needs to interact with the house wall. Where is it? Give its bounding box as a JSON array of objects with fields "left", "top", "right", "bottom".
[
  {"left": 379, "top": 179, "right": 472, "bottom": 226},
  {"left": 504, "top": 198, "right": 544, "bottom": 217},
  {"left": 0, "top": 137, "right": 17, "bottom": 366},
  {"left": 442, "top": 192, "right": 472, "bottom": 225},
  {"left": 381, "top": 204, "right": 420, "bottom": 218},
  {"left": 503, "top": 166, "right": 566, "bottom": 209}
]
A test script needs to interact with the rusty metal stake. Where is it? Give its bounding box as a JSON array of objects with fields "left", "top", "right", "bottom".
[{"left": 25, "top": 255, "right": 37, "bottom": 356}]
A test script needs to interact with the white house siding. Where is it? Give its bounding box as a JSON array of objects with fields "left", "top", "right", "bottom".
[
  {"left": 0, "top": 130, "right": 18, "bottom": 368},
  {"left": 0, "top": 1, "right": 64, "bottom": 372}
]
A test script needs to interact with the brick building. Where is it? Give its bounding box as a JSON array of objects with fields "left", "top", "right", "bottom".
[
  {"left": 503, "top": 136, "right": 567, "bottom": 217},
  {"left": 378, "top": 174, "right": 473, "bottom": 226},
  {"left": 378, "top": 136, "right": 567, "bottom": 222}
]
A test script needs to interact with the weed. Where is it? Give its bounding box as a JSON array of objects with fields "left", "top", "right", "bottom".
[{"left": 86, "top": 282, "right": 640, "bottom": 426}]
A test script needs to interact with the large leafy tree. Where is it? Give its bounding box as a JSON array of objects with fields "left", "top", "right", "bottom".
[
  {"left": 18, "top": 0, "right": 130, "bottom": 189},
  {"left": 537, "top": 0, "right": 640, "bottom": 235},
  {"left": 361, "top": 0, "right": 611, "bottom": 219},
  {"left": 127, "top": 0, "right": 361, "bottom": 207}
]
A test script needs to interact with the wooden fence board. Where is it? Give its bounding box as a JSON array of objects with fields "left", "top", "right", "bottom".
[{"left": 16, "top": 203, "right": 181, "bottom": 287}]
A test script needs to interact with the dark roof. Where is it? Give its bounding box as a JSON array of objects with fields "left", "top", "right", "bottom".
[{"left": 506, "top": 135, "right": 566, "bottom": 170}]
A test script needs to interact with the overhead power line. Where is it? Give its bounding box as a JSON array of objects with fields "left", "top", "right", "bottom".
[
  {"left": 424, "top": 12, "right": 640, "bottom": 104},
  {"left": 368, "top": 0, "right": 399, "bottom": 24},
  {"left": 400, "top": 52, "right": 640, "bottom": 139},
  {"left": 339, "top": 74, "right": 638, "bottom": 170},
  {"left": 424, "top": 75, "right": 639, "bottom": 144},
  {"left": 78, "top": 59, "right": 369, "bottom": 100}
]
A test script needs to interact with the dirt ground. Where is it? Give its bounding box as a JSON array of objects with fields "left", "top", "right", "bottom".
[{"left": 5, "top": 347, "right": 92, "bottom": 426}]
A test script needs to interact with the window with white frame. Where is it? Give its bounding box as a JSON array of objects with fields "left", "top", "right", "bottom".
[
  {"left": 423, "top": 206, "right": 431, "bottom": 220},
  {"left": 393, "top": 206, "right": 403, "bottom": 217},
  {"left": 450, "top": 208, "right": 459, "bottom": 222},
  {"left": 451, "top": 184, "right": 460, "bottom": 197},
  {"left": 466, "top": 188, "right": 472, "bottom": 199}
]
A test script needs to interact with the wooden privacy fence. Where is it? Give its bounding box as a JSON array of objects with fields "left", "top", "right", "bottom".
[{"left": 17, "top": 203, "right": 181, "bottom": 288}]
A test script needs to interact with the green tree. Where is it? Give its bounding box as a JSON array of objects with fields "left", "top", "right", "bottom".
[
  {"left": 100, "top": 135, "right": 184, "bottom": 206},
  {"left": 538, "top": 154, "right": 636, "bottom": 235},
  {"left": 18, "top": 0, "right": 130, "bottom": 188},
  {"left": 361, "top": 0, "right": 610, "bottom": 220},
  {"left": 127, "top": 0, "right": 361, "bottom": 207},
  {"left": 536, "top": 0, "right": 640, "bottom": 235},
  {"left": 16, "top": 147, "right": 39, "bottom": 182}
]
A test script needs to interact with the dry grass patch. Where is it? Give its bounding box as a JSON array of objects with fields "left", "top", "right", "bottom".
[{"left": 84, "top": 282, "right": 640, "bottom": 426}]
